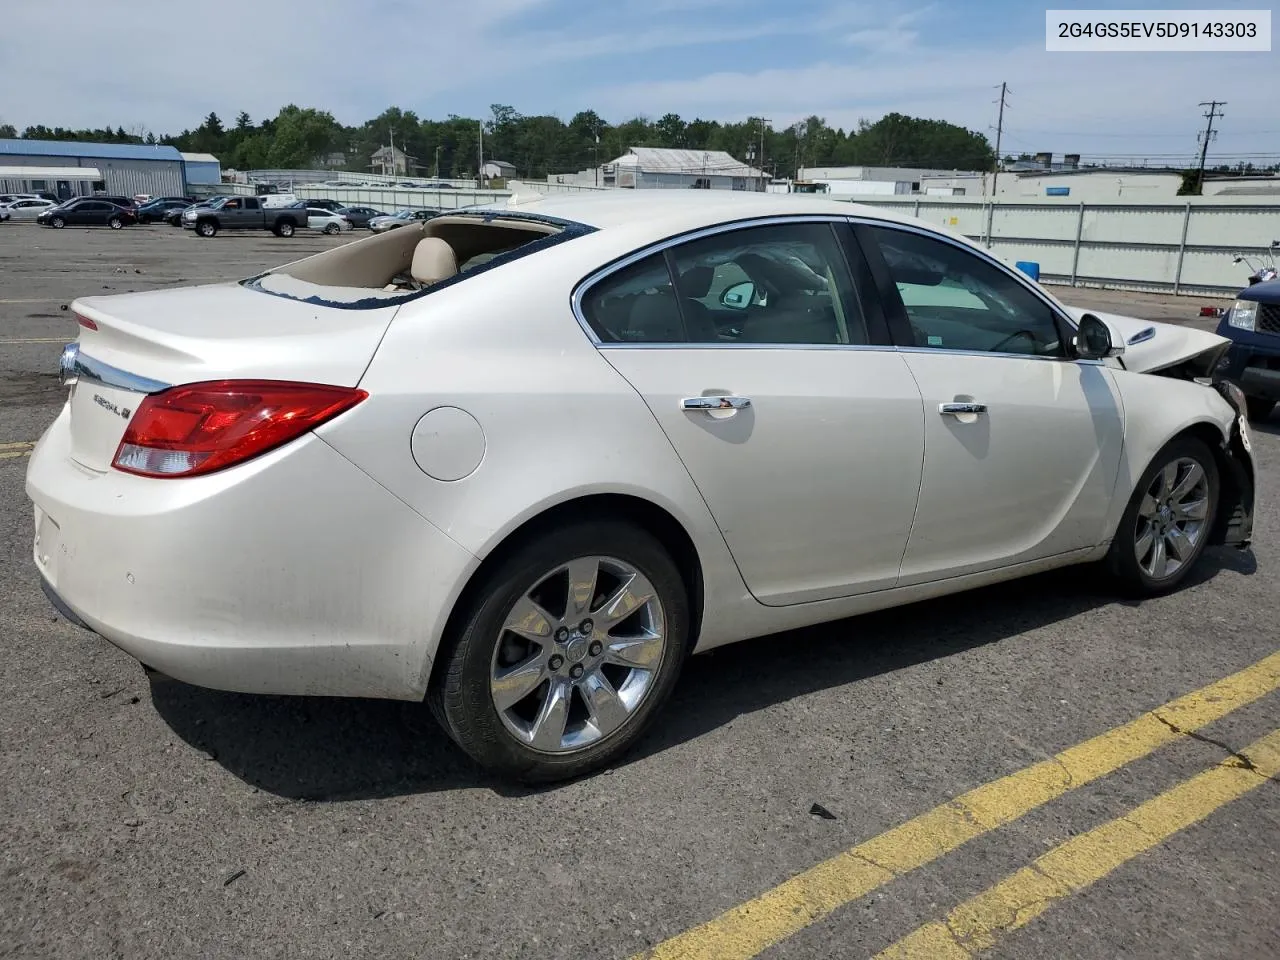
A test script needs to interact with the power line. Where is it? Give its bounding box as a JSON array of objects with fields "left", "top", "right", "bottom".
[{"left": 1195, "top": 100, "right": 1226, "bottom": 192}]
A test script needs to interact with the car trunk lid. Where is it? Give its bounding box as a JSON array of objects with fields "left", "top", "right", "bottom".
[{"left": 65, "top": 282, "right": 398, "bottom": 472}]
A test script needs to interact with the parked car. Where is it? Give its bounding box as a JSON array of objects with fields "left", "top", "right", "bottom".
[
  {"left": 307, "top": 208, "right": 353, "bottom": 234},
  {"left": 26, "top": 193, "right": 1255, "bottom": 783},
  {"left": 93, "top": 195, "right": 139, "bottom": 212},
  {"left": 368, "top": 208, "right": 439, "bottom": 232},
  {"left": 181, "top": 196, "right": 309, "bottom": 237},
  {"left": 165, "top": 196, "right": 229, "bottom": 226},
  {"left": 36, "top": 199, "right": 137, "bottom": 229},
  {"left": 0, "top": 198, "right": 58, "bottom": 220},
  {"left": 335, "top": 205, "right": 385, "bottom": 228},
  {"left": 136, "top": 198, "right": 193, "bottom": 224},
  {"left": 302, "top": 198, "right": 344, "bottom": 213},
  {"left": 1215, "top": 271, "right": 1280, "bottom": 422}
]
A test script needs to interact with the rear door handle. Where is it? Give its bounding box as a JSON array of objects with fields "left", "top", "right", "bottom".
[
  {"left": 682, "top": 396, "right": 752, "bottom": 411},
  {"left": 939, "top": 402, "right": 987, "bottom": 416}
]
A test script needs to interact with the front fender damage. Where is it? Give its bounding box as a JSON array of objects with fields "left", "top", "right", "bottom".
[{"left": 1208, "top": 382, "right": 1255, "bottom": 549}]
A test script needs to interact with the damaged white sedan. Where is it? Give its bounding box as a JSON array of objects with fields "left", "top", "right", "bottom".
[{"left": 27, "top": 192, "right": 1255, "bottom": 782}]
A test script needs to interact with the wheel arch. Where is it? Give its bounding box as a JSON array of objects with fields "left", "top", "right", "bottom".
[
  {"left": 1117, "top": 417, "right": 1251, "bottom": 548},
  {"left": 427, "top": 492, "right": 705, "bottom": 695}
]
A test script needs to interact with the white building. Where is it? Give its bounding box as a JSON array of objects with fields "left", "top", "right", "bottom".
[
  {"left": 1202, "top": 175, "right": 1280, "bottom": 197},
  {"left": 590, "top": 147, "right": 766, "bottom": 191},
  {"left": 790, "top": 165, "right": 979, "bottom": 197},
  {"left": 920, "top": 167, "right": 1186, "bottom": 202},
  {"left": 482, "top": 159, "right": 518, "bottom": 180}
]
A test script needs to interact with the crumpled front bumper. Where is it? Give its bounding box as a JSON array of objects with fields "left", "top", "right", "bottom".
[{"left": 1209, "top": 381, "right": 1256, "bottom": 549}]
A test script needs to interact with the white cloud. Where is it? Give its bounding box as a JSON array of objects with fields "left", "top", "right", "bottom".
[
  {"left": 0, "top": 0, "right": 1274, "bottom": 166},
  {"left": 0, "top": 0, "right": 560, "bottom": 132},
  {"left": 587, "top": 44, "right": 1279, "bottom": 159}
]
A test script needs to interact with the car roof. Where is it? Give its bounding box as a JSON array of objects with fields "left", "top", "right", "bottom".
[{"left": 494, "top": 189, "right": 927, "bottom": 235}]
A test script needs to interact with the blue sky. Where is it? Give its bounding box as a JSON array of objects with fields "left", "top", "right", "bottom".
[{"left": 2, "top": 0, "right": 1276, "bottom": 164}]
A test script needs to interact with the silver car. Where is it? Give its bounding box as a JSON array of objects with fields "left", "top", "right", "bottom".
[
  {"left": 368, "top": 208, "right": 439, "bottom": 233},
  {"left": 1, "top": 198, "right": 58, "bottom": 220}
]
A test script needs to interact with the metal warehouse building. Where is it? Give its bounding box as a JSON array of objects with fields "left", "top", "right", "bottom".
[{"left": 0, "top": 138, "right": 187, "bottom": 199}]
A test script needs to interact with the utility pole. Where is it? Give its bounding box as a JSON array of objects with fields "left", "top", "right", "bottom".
[
  {"left": 434, "top": 144, "right": 441, "bottom": 179},
  {"left": 1195, "top": 100, "right": 1226, "bottom": 194},
  {"left": 477, "top": 121, "right": 484, "bottom": 186},
  {"left": 990, "top": 82, "right": 1009, "bottom": 200},
  {"left": 758, "top": 116, "right": 770, "bottom": 192},
  {"left": 388, "top": 126, "right": 396, "bottom": 177},
  {"left": 986, "top": 82, "right": 1009, "bottom": 247}
]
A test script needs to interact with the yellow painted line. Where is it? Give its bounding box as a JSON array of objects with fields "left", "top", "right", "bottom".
[
  {"left": 876, "top": 727, "right": 1280, "bottom": 959},
  {"left": 635, "top": 650, "right": 1280, "bottom": 960},
  {"left": 0, "top": 441, "right": 35, "bottom": 450},
  {"left": 0, "top": 338, "right": 67, "bottom": 344},
  {"left": 0, "top": 451, "right": 32, "bottom": 460}
]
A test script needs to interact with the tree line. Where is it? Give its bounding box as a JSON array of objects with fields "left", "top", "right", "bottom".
[{"left": 0, "top": 105, "right": 998, "bottom": 179}]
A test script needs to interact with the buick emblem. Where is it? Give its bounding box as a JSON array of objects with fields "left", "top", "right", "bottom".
[{"left": 58, "top": 342, "right": 80, "bottom": 387}]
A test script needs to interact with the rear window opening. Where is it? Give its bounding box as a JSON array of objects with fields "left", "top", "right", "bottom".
[{"left": 245, "top": 212, "right": 588, "bottom": 308}]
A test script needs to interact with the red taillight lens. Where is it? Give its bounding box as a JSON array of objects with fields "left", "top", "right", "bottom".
[
  {"left": 76, "top": 314, "right": 98, "bottom": 330},
  {"left": 111, "top": 380, "right": 367, "bottom": 478}
]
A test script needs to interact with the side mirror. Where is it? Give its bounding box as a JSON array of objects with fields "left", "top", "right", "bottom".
[
  {"left": 720, "top": 280, "right": 756, "bottom": 310},
  {"left": 1075, "top": 313, "right": 1125, "bottom": 360}
]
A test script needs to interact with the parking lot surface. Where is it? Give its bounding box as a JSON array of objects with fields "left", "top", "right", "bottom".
[{"left": 0, "top": 221, "right": 1276, "bottom": 960}]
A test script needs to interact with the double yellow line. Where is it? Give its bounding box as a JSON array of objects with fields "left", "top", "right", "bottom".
[
  {"left": 0, "top": 440, "right": 34, "bottom": 461},
  {"left": 638, "top": 650, "right": 1280, "bottom": 960}
]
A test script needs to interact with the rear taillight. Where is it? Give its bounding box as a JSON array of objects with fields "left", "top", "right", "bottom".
[{"left": 111, "top": 380, "right": 367, "bottom": 478}]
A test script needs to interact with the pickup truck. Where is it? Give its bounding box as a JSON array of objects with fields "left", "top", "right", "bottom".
[
  {"left": 1216, "top": 277, "right": 1280, "bottom": 421},
  {"left": 182, "top": 196, "right": 309, "bottom": 238}
]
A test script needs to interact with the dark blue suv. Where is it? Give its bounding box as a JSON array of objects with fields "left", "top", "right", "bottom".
[{"left": 1216, "top": 279, "right": 1280, "bottom": 422}]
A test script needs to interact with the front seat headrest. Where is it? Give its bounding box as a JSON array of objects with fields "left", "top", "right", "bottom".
[{"left": 411, "top": 237, "right": 459, "bottom": 285}]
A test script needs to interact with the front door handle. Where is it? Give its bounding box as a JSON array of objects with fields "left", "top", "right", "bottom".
[
  {"left": 939, "top": 402, "right": 987, "bottom": 416},
  {"left": 682, "top": 396, "right": 752, "bottom": 411}
]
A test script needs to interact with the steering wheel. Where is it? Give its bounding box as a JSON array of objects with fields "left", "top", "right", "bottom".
[{"left": 987, "top": 329, "right": 1040, "bottom": 354}]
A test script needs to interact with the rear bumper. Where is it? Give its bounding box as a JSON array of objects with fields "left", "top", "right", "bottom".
[{"left": 26, "top": 407, "right": 479, "bottom": 700}]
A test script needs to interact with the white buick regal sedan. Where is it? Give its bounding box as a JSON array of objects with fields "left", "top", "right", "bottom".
[{"left": 27, "top": 191, "right": 1256, "bottom": 782}]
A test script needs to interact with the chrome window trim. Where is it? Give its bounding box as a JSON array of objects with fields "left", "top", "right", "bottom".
[
  {"left": 588, "top": 340, "right": 1101, "bottom": 365},
  {"left": 570, "top": 212, "right": 1098, "bottom": 362},
  {"left": 570, "top": 214, "right": 857, "bottom": 348},
  {"left": 73, "top": 352, "right": 170, "bottom": 393}
]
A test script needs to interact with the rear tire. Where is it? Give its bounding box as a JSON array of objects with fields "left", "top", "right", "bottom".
[
  {"left": 277, "top": 220, "right": 295, "bottom": 238},
  {"left": 1105, "top": 435, "right": 1219, "bottom": 597},
  {"left": 196, "top": 220, "right": 217, "bottom": 238},
  {"left": 1245, "top": 396, "right": 1275, "bottom": 422},
  {"left": 431, "top": 520, "right": 689, "bottom": 783}
]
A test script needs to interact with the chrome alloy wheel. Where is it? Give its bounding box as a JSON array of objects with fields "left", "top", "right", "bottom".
[
  {"left": 489, "top": 556, "right": 666, "bottom": 754},
  {"left": 1134, "top": 456, "right": 1210, "bottom": 580}
]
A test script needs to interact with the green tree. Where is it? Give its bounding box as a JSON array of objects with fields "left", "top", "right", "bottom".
[
  {"left": 0, "top": 123, "right": 15, "bottom": 139},
  {"left": 265, "top": 105, "right": 342, "bottom": 168}
]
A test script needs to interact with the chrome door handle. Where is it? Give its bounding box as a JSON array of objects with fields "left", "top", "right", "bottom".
[
  {"left": 682, "top": 396, "right": 752, "bottom": 411},
  {"left": 939, "top": 402, "right": 987, "bottom": 415}
]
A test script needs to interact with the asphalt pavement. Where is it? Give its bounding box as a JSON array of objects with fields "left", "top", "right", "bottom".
[{"left": 0, "top": 221, "right": 1275, "bottom": 960}]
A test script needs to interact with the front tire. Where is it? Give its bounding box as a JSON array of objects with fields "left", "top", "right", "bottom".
[
  {"left": 196, "top": 220, "right": 217, "bottom": 238},
  {"left": 432, "top": 520, "right": 689, "bottom": 783},
  {"left": 323, "top": 223, "right": 339, "bottom": 235},
  {"left": 1245, "top": 396, "right": 1275, "bottom": 422},
  {"left": 51, "top": 217, "right": 66, "bottom": 229},
  {"left": 108, "top": 216, "right": 123, "bottom": 230},
  {"left": 1105, "top": 436, "right": 1219, "bottom": 596}
]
